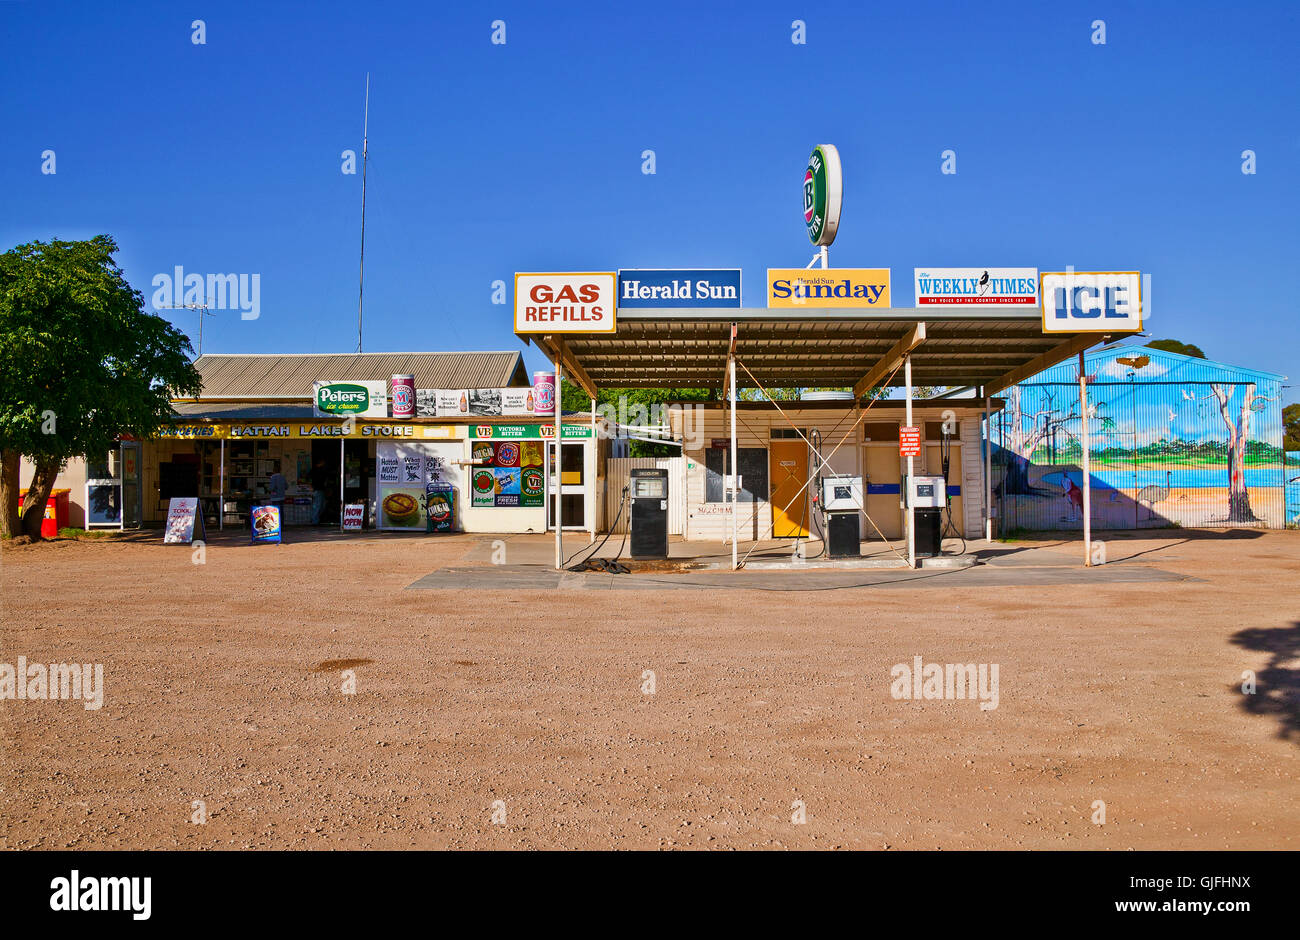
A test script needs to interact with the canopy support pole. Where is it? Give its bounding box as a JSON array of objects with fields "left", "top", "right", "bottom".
[
  {"left": 1079, "top": 351, "right": 1092, "bottom": 567},
  {"left": 555, "top": 344, "right": 564, "bottom": 570},
  {"left": 589, "top": 396, "right": 596, "bottom": 544},
  {"left": 905, "top": 354, "right": 915, "bottom": 569},
  {"left": 729, "top": 328, "right": 738, "bottom": 571},
  {"left": 983, "top": 386, "right": 992, "bottom": 541}
]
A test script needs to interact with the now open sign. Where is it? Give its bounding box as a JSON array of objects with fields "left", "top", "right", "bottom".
[{"left": 1040, "top": 271, "right": 1142, "bottom": 333}]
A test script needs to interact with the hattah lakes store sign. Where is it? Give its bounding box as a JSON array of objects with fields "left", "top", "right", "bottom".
[{"left": 155, "top": 422, "right": 461, "bottom": 440}]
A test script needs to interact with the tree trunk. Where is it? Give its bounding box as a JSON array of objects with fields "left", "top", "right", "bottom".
[
  {"left": 0, "top": 449, "right": 21, "bottom": 538},
  {"left": 1212, "top": 383, "right": 1259, "bottom": 523},
  {"left": 20, "top": 457, "right": 61, "bottom": 541}
]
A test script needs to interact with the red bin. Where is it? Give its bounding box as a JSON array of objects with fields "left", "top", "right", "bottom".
[{"left": 20, "top": 487, "right": 70, "bottom": 537}]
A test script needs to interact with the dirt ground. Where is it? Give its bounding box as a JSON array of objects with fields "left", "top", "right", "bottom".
[{"left": 1, "top": 528, "right": 1298, "bottom": 850}]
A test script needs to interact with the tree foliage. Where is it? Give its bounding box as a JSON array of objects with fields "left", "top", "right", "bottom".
[
  {"left": 0, "top": 236, "right": 202, "bottom": 538},
  {"left": 559, "top": 380, "right": 713, "bottom": 457},
  {"left": 1284, "top": 403, "right": 1300, "bottom": 452},
  {"left": 1145, "top": 338, "right": 1207, "bottom": 359}
]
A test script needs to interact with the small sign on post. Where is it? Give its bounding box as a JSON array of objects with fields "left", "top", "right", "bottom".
[{"left": 899, "top": 426, "right": 922, "bottom": 458}]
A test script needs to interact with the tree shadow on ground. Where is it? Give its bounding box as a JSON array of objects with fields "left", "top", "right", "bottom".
[{"left": 1230, "top": 622, "right": 1300, "bottom": 744}]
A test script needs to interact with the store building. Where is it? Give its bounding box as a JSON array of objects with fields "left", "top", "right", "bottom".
[{"left": 20, "top": 351, "right": 609, "bottom": 536}]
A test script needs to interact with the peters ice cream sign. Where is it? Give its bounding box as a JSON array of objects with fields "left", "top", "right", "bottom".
[{"left": 514, "top": 272, "right": 617, "bottom": 333}]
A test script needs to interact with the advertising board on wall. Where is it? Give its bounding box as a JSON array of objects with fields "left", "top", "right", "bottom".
[
  {"left": 767, "top": 268, "right": 890, "bottom": 308},
  {"left": 415, "top": 388, "right": 536, "bottom": 418},
  {"left": 469, "top": 439, "right": 545, "bottom": 508},
  {"left": 376, "top": 441, "right": 463, "bottom": 530},
  {"left": 1040, "top": 271, "right": 1143, "bottom": 333},
  {"left": 617, "top": 269, "right": 742, "bottom": 308},
  {"left": 468, "top": 424, "right": 593, "bottom": 440},
  {"left": 914, "top": 268, "right": 1038, "bottom": 307},
  {"left": 514, "top": 272, "right": 617, "bottom": 333},
  {"left": 312, "top": 380, "right": 387, "bottom": 419}
]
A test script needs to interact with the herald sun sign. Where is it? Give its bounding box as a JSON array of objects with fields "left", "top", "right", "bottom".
[
  {"left": 1040, "top": 271, "right": 1142, "bottom": 333},
  {"left": 514, "top": 273, "right": 617, "bottom": 333}
]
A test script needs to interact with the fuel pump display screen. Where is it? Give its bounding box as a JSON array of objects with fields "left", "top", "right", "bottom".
[
  {"left": 633, "top": 478, "right": 666, "bottom": 498},
  {"left": 833, "top": 485, "right": 852, "bottom": 501},
  {"left": 916, "top": 484, "right": 935, "bottom": 498}
]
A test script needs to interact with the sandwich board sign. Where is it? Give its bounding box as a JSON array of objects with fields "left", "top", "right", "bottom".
[
  {"left": 342, "top": 503, "right": 365, "bottom": 531},
  {"left": 163, "top": 497, "right": 204, "bottom": 544},
  {"left": 250, "top": 505, "right": 282, "bottom": 544}
]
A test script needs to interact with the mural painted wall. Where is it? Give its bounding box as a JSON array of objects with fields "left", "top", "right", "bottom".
[{"left": 992, "top": 347, "right": 1288, "bottom": 531}]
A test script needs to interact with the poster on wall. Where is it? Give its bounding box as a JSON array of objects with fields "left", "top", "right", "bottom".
[
  {"left": 376, "top": 441, "right": 463, "bottom": 530},
  {"left": 379, "top": 489, "right": 424, "bottom": 529},
  {"left": 469, "top": 440, "right": 544, "bottom": 507},
  {"left": 417, "top": 388, "right": 537, "bottom": 417}
]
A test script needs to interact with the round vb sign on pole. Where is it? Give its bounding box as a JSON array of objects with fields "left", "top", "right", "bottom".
[{"left": 803, "top": 144, "right": 843, "bottom": 247}]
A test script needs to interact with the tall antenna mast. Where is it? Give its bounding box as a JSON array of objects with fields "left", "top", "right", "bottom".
[{"left": 356, "top": 72, "right": 370, "bottom": 353}]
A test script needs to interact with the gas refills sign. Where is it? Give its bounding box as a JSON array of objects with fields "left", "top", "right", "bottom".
[{"left": 514, "top": 272, "right": 617, "bottom": 333}]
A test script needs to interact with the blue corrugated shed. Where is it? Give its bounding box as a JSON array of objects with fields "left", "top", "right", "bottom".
[{"left": 992, "top": 344, "right": 1289, "bottom": 530}]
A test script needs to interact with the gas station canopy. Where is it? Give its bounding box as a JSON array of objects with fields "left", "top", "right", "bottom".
[{"left": 527, "top": 307, "right": 1141, "bottom": 398}]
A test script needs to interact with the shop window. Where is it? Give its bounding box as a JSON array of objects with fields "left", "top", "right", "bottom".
[
  {"left": 705, "top": 447, "right": 768, "bottom": 503},
  {"left": 863, "top": 422, "right": 899, "bottom": 442}
]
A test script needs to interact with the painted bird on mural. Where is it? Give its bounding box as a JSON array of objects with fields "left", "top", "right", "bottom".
[{"left": 1116, "top": 354, "right": 1150, "bottom": 369}]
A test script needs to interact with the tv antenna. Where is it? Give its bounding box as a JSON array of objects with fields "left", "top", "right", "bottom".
[
  {"left": 356, "top": 72, "right": 370, "bottom": 353},
  {"left": 159, "top": 301, "right": 214, "bottom": 358}
]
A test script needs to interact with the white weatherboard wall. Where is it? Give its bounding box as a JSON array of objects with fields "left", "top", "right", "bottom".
[{"left": 669, "top": 404, "right": 986, "bottom": 542}]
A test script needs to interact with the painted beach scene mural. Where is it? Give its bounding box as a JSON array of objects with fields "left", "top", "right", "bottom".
[{"left": 992, "top": 346, "right": 1288, "bottom": 531}]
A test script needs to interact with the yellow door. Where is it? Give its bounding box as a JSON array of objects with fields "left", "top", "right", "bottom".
[
  {"left": 924, "top": 443, "right": 963, "bottom": 539},
  {"left": 863, "top": 445, "right": 903, "bottom": 540},
  {"left": 769, "top": 442, "right": 809, "bottom": 538}
]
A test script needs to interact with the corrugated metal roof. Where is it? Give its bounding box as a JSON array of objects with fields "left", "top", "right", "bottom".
[
  {"left": 186, "top": 352, "right": 529, "bottom": 400},
  {"left": 1024, "top": 344, "right": 1287, "bottom": 386}
]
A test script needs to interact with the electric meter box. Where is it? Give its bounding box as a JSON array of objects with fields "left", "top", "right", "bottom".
[
  {"left": 905, "top": 475, "right": 946, "bottom": 509},
  {"left": 820, "top": 475, "right": 862, "bottom": 512}
]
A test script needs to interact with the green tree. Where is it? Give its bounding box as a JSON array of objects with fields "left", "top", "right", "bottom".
[
  {"left": 0, "top": 236, "right": 202, "bottom": 539},
  {"left": 1145, "top": 338, "right": 1207, "bottom": 359},
  {"left": 559, "top": 380, "right": 713, "bottom": 456},
  {"left": 1285, "top": 403, "right": 1300, "bottom": 451}
]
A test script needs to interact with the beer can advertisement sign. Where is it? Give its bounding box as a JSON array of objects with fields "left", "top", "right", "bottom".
[
  {"left": 390, "top": 375, "right": 415, "bottom": 419},
  {"left": 471, "top": 469, "right": 496, "bottom": 507},
  {"left": 533, "top": 371, "right": 555, "bottom": 415},
  {"left": 472, "top": 441, "right": 544, "bottom": 507},
  {"left": 426, "top": 485, "right": 454, "bottom": 533}
]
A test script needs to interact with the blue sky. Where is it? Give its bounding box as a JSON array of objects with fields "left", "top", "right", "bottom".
[{"left": 2, "top": 0, "right": 1296, "bottom": 404}]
